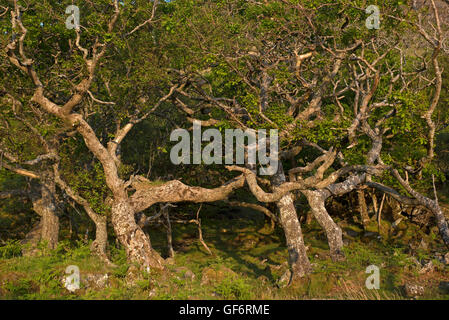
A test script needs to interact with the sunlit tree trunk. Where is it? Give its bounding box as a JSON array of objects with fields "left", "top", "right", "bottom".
[
  {"left": 29, "top": 175, "right": 59, "bottom": 250},
  {"left": 111, "top": 199, "right": 165, "bottom": 270},
  {"left": 303, "top": 190, "right": 344, "bottom": 261},
  {"left": 271, "top": 164, "right": 311, "bottom": 282}
]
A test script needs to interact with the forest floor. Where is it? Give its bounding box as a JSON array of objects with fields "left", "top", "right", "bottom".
[{"left": 0, "top": 203, "right": 449, "bottom": 300}]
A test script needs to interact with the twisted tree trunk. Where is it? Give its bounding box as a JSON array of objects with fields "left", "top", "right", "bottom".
[
  {"left": 89, "top": 214, "right": 111, "bottom": 263},
  {"left": 271, "top": 164, "right": 311, "bottom": 282},
  {"left": 111, "top": 199, "right": 165, "bottom": 271},
  {"left": 29, "top": 177, "right": 59, "bottom": 250},
  {"left": 40, "top": 177, "right": 59, "bottom": 250},
  {"left": 301, "top": 174, "right": 368, "bottom": 261},
  {"left": 303, "top": 190, "right": 344, "bottom": 261}
]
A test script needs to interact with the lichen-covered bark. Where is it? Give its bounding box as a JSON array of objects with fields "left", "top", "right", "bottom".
[
  {"left": 272, "top": 164, "right": 311, "bottom": 282},
  {"left": 89, "top": 215, "right": 111, "bottom": 264},
  {"left": 302, "top": 174, "right": 368, "bottom": 260},
  {"left": 30, "top": 178, "right": 59, "bottom": 250},
  {"left": 111, "top": 200, "right": 165, "bottom": 270},
  {"left": 130, "top": 175, "right": 245, "bottom": 213},
  {"left": 303, "top": 190, "right": 344, "bottom": 261},
  {"left": 277, "top": 194, "right": 312, "bottom": 280},
  {"left": 40, "top": 203, "right": 59, "bottom": 250}
]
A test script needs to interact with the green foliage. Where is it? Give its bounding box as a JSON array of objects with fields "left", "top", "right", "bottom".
[
  {"left": 4, "top": 279, "right": 33, "bottom": 297},
  {"left": 0, "top": 240, "right": 22, "bottom": 259},
  {"left": 0, "top": 209, "right": 447, "bottom": 299},
  {"left": 61, "top": 240, "right": 92, "bottom": 261},
  {"left": 215, "top": 276, "right": 252, "bottom": 300}
]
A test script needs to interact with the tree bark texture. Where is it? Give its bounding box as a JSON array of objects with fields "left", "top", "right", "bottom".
[{"left": 271, "top": 164, "right": 311, "bottom": 281}]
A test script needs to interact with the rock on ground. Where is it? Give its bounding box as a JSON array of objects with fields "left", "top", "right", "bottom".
[
  {"left": 201, "top": 266, "right": 236, "bottom": 285},
  {"left": 404, "top": 283, "right": 425, "bottom": 298},
  {"left": 174, "top": 267, "right": 196, "bottom": 281},
  {"left": 83, "top": 273, "right": 109, "bottom": 290}
]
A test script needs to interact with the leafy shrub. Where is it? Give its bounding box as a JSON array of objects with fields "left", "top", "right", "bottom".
[
  {"left": 110, "top": 245, "right": 128, "bottom": 265},
  {"left": 0, "top": 240, "right": 22, "bottom": 259},
  {"left": 4, "top": 279, "right": 32, "bottom": 297},
  {"left": 34, "top": 269, "right": 63, "bottom": 298},
  {"left": 65, "top": 241, "right": 92, "bottom": 260},
  {"left": 112, "top": 263, "right": 129, "bottom": 278}
]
